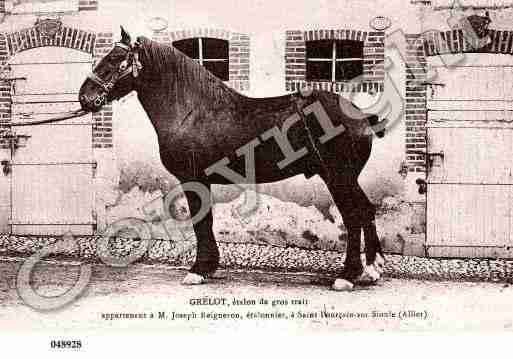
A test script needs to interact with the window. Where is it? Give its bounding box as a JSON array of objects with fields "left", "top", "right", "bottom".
[
  {"left": 7, "top": 0, "right": 78, "bottom": 13},
  {"left": 173, "top": 37, "right": 229, "bottom": 81},
  {"left": 306, "top": 40, "right": 363, "bottom": 82}
]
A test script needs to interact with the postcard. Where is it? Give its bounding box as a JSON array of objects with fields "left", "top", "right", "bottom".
[{"left": 1, "top": 0, "right": 512, "bottom": 352}]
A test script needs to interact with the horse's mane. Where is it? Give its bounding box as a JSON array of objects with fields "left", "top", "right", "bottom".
[{"left": 137, "top": 37, "right": 241, "bottom": 109}]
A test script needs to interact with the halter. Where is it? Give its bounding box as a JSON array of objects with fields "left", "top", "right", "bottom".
[{"left": 86, "top": 42, "right": 143, "bottom": 107}]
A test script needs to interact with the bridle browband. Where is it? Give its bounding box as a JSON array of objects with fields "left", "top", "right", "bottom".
[{"left": 86, "top": 41, "right": 143, "bottom": 107}]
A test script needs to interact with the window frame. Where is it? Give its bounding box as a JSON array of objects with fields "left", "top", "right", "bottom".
[
  {"left": 306, "top": 40, "right": 364, "bottom": 82},
  {"left": 173, "top": 37, "right": 229, "bottom": 81}
]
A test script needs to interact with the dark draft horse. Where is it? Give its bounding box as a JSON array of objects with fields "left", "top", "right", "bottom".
[{"left": 79, "top": 28, "right": 386, "bottom": 291}]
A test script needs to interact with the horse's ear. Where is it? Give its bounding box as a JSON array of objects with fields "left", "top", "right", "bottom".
[{"left": 120, "top": 26, "right": 132, "bottom": 46}]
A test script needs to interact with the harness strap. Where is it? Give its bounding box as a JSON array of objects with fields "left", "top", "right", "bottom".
[
  {"left": 293, "top": 93, "right": 331, "bottom": 181},
  {"left": 87, "top": 42, "right": 142, "bottom": 95},
  {"left": 88, "top": 73, "right": 109, "bottom": 91}
]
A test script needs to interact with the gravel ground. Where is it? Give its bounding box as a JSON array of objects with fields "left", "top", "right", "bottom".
[
  {"left": 1, "top": 235, "right": 513, "bottom": 283},
  {"left": 0, "top": 258, "right": 512, "bottom": 332}
]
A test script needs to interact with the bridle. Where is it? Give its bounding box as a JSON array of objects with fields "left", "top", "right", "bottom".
[{"left": 86, "top": 41, "right": 143, "bottom": 107}]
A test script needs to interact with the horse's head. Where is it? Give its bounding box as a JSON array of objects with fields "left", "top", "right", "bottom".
[{"left": 79, "top": 27, "right": 142, "bottom": 112}]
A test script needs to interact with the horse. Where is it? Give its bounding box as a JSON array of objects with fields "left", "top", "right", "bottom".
[{"left": 79, "top": 27, "right": 386, "bottom": 291}]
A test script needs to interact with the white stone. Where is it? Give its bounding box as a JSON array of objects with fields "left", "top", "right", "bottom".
[{"left": 213, "top": 190, "right": 344, "bottom": 251}]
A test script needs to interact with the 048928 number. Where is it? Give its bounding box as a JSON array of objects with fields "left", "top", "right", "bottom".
[{"left": 50, "top": 340, "right": 82, "bottom": 349}]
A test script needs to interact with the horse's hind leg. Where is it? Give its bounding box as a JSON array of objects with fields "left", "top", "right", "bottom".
[
  {"left": 354, "top": 183, "right": 385, "bottom": 279},
  {"left": 363, "top": 219, "right": 385, "bottom": 275},
  {"left": 182, "top": 186, "right": 220, "bottom": 285},
  {"left": 323, "top": 175, "right": 384, "bottom": 290}
]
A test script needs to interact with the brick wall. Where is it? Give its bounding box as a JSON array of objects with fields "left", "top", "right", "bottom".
[
  {"left": 0, "top": 33, "right": 10, "bottom": 129},
  {"left": 405, "top": 34, "right": 428, "bottom": 173},
  {"left": 285, "top": 29, "right": 385, "bottom": 93},
  {"left": 228, "top": 32, "right": 250, "bottom": 92},
  {"left": 424, "top": 28, "right": 513, "bottom": 55},
  {"left": 5, "top": 26, "right": 96, "bottom": 54},
  {"left": 92, "top": 32, "right": 113, "bottom": 148},
  {"left": 0, "top": 5, "right": 6, "bottom": 146},
  {"left": 152, "top": 28, "right": 250, "bottom": 92},
  {"left": 0, "top": 32, "right": 11, "bottom": 149}
]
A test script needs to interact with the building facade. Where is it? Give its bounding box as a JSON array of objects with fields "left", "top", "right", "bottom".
[{"left": 0, "top": 0, "right": 511, "bottom": 258}]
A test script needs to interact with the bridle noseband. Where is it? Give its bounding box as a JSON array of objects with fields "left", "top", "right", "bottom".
[{"left": 86, "top": 42, "right": 143, "bottom": 107}]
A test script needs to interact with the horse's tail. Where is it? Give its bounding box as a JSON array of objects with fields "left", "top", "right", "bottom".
[{"left": 316, "top": 90, "right": 387, "bottom": 139}]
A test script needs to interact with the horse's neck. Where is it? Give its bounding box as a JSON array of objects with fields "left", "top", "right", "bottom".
[{"left": 136, "top": 41, "right": 241, "bottom": 133}]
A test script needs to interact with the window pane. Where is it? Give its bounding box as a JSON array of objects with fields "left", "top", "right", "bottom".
[
  {"left": 306, "top": 61, "right": 332, "bottom": 81},
  {"left": 306, "top": 40, "right": 333, "bottom": 59},
  {"left": 335, "top": 60, "right": 363, "bottom": 80},
  {"left": 202, "top": 38, "right": 229, "bottom": 59},
  {"left": 203, "top": 61, "right": 229, "bottom": 81},
  {"left": 173, "top": 38, "right": 199, "bottom": 59},
  {"left": 336, "top": 40, "right": 363, "bottom": 59}
]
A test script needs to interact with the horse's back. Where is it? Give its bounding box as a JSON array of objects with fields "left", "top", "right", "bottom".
[
  {"left": 240, "top": 90, "right": 372, "bottom": 138},
  {"left": 233, "top": 90, "right": 374, "bottom": 182}
]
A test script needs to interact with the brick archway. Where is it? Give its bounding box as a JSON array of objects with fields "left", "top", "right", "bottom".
[
  {"left": 4, "top": 25, "right": 97, "bottom": 57},
  {"left": 423, "top": 29, "right": 513, "bottom": 56}
]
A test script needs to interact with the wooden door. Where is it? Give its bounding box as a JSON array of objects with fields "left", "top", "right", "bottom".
[
  {"left": 9, "top": 47, "right": 94, "bottom": 235},
  {"left": 426, "top": 56, "right": 513, "bottom": 258}
]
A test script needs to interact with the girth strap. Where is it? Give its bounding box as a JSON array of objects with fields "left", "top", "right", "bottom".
[{"left": 293, "top": 93, "right": 331, "bottom": 181}]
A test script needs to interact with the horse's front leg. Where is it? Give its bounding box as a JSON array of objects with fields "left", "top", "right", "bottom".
[
  {"left": 321, "top": 180, "right": 364, "bottom": 291},
  {"left": 333, "top": 221, "right": 364, "bottom": 291},
  {"left": 181, "top": 185, "right": 220, "bottom": 285}
]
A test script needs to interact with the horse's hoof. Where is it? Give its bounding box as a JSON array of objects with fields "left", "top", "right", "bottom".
[
  {"left": 182, "top": 273, "right": 206, "bottom": 285},
  {"left": 332, "top": 278, "right": 354, "bottom": 291},
  {"left": 207, "top": 270, "right": 226, "bottom": 279},
  {"left": 356, "top": 265, "right": 380, "bottom": 284}
]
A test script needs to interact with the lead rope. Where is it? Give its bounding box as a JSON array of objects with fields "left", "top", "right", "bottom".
[
  {"left": 9, "top": 108, "right": 89, "bottom": 127},
  {"left": 0, "top": 108, "right": 89, "bottom": 139}
]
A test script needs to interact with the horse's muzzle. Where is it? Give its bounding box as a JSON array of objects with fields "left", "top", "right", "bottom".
[{"left": 79, "top": 94, "right": 104, "bottom": 113}]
